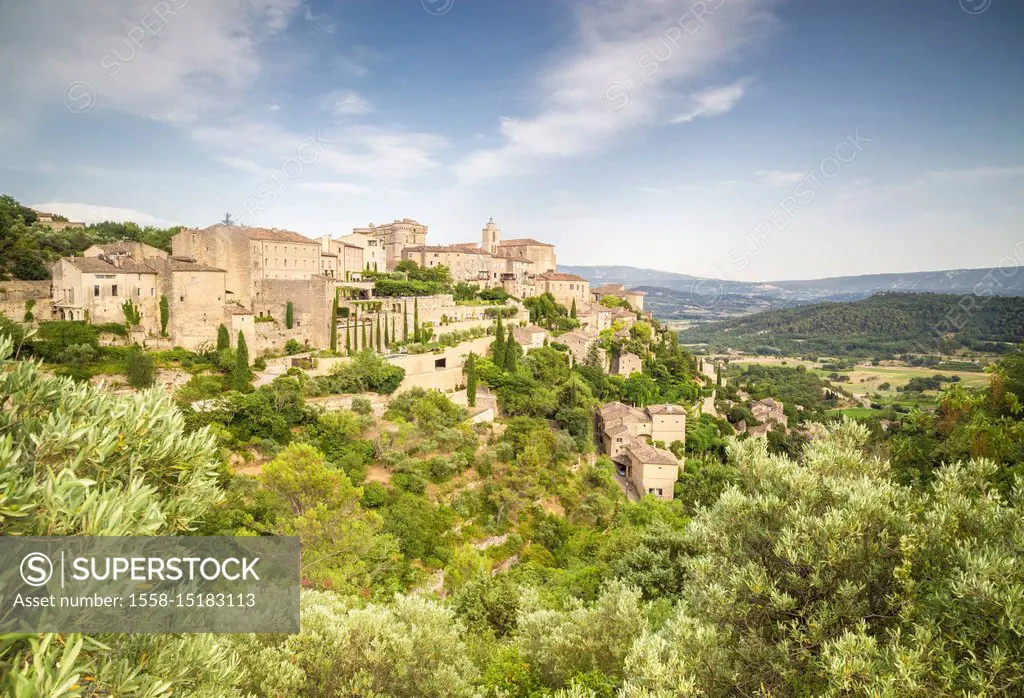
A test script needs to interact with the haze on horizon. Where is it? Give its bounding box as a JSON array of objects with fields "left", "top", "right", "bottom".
[{"left": 0, "top": 0, "right": 1021, "bottom": 282}]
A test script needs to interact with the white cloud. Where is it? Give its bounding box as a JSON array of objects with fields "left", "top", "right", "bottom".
[
  {"left": 670, "top": 81, "right": 746, "bottom": 123},
  {"left": 294, "top": 181, "right": 368, "bottom": 194},
  {"left": 325, "top": 89, "right": 371, "bottom": 117},
  {"left": 193, "top": 120, "right": 445, "bottom": 182},
  {"left": 456, "top": 0, "right": 777, "bottom": 183},
  {"left": 0, "top": 0, "right": 303, "bottom": 125},
  {"left": 925, "top": 165, "right": 1024, "bottom": 185},
  {"left": 756, "top": 169, "right": 805, "bottom": 186},
  {"left": 31, "top": 201, "right": 178, "bottom": 226}
]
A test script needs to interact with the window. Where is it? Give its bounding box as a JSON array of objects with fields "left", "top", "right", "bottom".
[
  {"left": 179, "top": 296, "right": 184, "bottom": 302},
  {"left": 135, "top": 288, "right": 141, "bottom": 297},
  {"left": 94, "top": 285, "right": 100, "bottom": 297},
  {"left": 111, "top": 285, "right": 118, "bottom": 297}
]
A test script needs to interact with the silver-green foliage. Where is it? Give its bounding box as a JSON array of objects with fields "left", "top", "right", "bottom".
[
  {"left": 620, "top": 420, "right": 1024, "bottom": 697},
  {"left": 0, "top": 334, "right": 241, "bottom": 696}
]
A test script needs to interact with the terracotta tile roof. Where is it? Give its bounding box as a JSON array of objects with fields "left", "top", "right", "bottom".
[
  {"left": 498, "top": 238, "right": 554, "bottom": 247},
  {"left": 537, "top": 272, "right": 588, "bottom": 282},
  {"left": 593, "top": 283, "right": 646, "bottom": 296},
  {"left": 199, "top": 224, "right": 317, "bottom": 244},
  {"left": 605, "top": 424, "right": 631, "bottom": 437},
  {"left": 646, "top": 404, "right": 686, "bottom": 415},
  {"left": 223, "top": 305, "right": 253, "bottom": 315},
  {"left": 64, "top": 257, "right": 157, "bottom": 274},
  {"left": 168, "top": 258, "right": 225, "bottom": 272},
  {"left": 625, "top": 439, "right": 678, "bottom": 466}
]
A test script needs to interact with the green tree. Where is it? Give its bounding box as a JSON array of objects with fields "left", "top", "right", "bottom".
[
  {"left": 217, "top": 324, "right": 230, "bottom": 351},
  {"left": 329, "top": 292, "right": 339, "bottom": 351},
  {"left": 159, "top": 294, "right": 169, "bottom": 336},
  {"left": 285, "top": 300, "right": 294, "bottom": 329},
  {"left": 376, "top": 314, "right": 382, "bottom": 352},
  {"left": 504, "top": 325, "right": 521, "bottom": 372},
  {"left": 465, "top": 352, "right": 478, "bottom": 407},
  {"left": 413, "top": 297, "right": 420, "bottom": 343},
  {"left": 491, "top": 315, "right": 506, "bottom": 368},
  {"left": 384, "top": 316, "right": 390, "bottom": 350},
  {"left": 125, "top": 345, "right": 155, "bottom": 388},
  {"left": 231, "top": 330, "right": 251, "bottom": 391},
  {"left": 403, "top": 301, "right": 409, "bottom": 341},
  {"left": 570, "top": 297, "right": 577, "bottom": 319},
  {"left": 345, "top": 320, "right": 352, "bottom": 355}
]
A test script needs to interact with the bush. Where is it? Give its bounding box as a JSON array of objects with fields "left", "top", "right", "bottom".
[
  {"left": 351, "top": 396, "right": 373, "bottom": 415},
  {"left": 126, "top": 346, "right": 155, "bottom": 388},
  {"left": 361, "top": 481, "right": 388, "bottom": 508}
]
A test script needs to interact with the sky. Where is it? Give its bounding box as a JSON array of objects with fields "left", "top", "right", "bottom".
[{"left": 0, "top": 0, "right": 1021, "bottom": 282}]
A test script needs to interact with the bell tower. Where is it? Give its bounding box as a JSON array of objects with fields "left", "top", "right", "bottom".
[{"left": 482, "top": 217, "right": 501, "bottom": 254}]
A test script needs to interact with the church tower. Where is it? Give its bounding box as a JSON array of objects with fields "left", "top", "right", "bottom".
[{"left": 481, "top": 217, "right": 501, "bottom": 254}]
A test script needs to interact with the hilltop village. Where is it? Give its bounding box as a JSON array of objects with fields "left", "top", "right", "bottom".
[{"left": 14, "top": 212, "right": 712, "bottom": 501}]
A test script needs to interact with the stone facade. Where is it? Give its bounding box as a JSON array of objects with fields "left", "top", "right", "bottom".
[
  {"left": 592, "top": 284, "right": 646, "bottom": 312},
  {"left": 613, "top": 351, "right": 643, "bottom": 376},
  {"left": 351, "top": 219, "right": 427, "bottom": 269},
  {"left": 598, "top": 402, "right": 684, "bottom": 501},
  {"left": 535, "top": 272, "right": 590, "bottom": 309}
]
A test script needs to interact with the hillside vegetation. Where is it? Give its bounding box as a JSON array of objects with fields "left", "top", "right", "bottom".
[{"left": 680, "top": 292, "right": 1024, "bottom": 356}]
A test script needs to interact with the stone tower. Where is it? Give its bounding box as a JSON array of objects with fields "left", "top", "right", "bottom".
[{"left": 481, "top": 217, "right": 501, "bottom": 254}]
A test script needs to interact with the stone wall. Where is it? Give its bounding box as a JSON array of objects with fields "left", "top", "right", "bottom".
[{"left": 0, "top": 280, "right": 51, "bottom": 322}]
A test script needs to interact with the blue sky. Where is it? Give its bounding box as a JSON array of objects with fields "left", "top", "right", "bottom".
[{"left": 0, "top": 0, "right": 1021, "bottom": 281}]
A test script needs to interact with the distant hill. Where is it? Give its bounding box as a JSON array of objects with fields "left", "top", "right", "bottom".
[
  {"left": 677, "top": 292, "right": 1024, "bottom": 357},
  {"left": 560, "top": 265, "right": 1024, "bottom": 302}
]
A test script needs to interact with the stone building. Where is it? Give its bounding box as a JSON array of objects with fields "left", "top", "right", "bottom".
[
  {"left": 598, "top": 402, "right": 687, "bottom": 457},
  {"left": 172, "top": 225, "right": 323, "bottom": 307},
  {"left": 592, "top": 284, "right": 646, "bottom": 311},
  {"left": 597, "top": 402, "right": 685, "bottom": 501},
  {"left": 512, "top": 324, "right": 549, "bottom": 350},
  {"left": 33, "top": 209, "right": 86, "bottom": 231},
  {"left": 535, "top": 272, "right": 590, "bottom": 309},
  {"left": 613, "top": 351, "right": 643, "bottom": 376},
  {"left": 351, "top": 219, "right": 427, "bottom": 269}
]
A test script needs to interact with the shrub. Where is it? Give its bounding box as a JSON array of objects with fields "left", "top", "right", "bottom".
[{"left": 126, "top": 346, "right": 155, "bottom": 388}]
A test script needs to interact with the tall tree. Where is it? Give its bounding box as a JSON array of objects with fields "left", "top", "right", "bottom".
[
  {"left": 504, "top": 325, "right": 521, "bottom": 373},
  {"left": 329, "top": 291, "right": 339, "bottom": 351},
  {"left": 231, "top": 331, "right": 250, "bottom": 391},
  {"left": 570, "top": 298, "right": 577, "bottom": 319},
  {"left": 403, "top": 301, "right": 409, "bottom": 342},
  {"left": 159, "top": 295, "right": 169, "bottom": 336},
  {"left": 285, "top": 301, "right": 294, "bottom": 329},
  {"left": 465, "top": 352, "right": 477, "bottom": 407},
  {"left": 362, "top": 321, "right": 368, "bottom": 350},
  {"left": 413, "top": 297, "right": 420, "bottom": 343},
  {"left": 345, "top": 320, "right": 352, "bottom": 355},
  {"left": 220, "top": 213, "right": 234, "bottom": 226},
  {"left": 217, "top": 324, "right": 230, "bottom": 351},
  {"left": 491, "top": 315, "right": 506, "bottom": 367},
  {"left": 376, "top": 314, "right": 382, "bottom": 352},
  {"left": 384, "top": 316, "right": 390, "bottom": 350}
]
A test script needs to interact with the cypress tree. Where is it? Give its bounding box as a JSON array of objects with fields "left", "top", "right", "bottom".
[
  {"left": 329, "top": 292, "right": 338, "bottom": 351},
  {"left": 383, "top": 317, "right": 390, "bottom": 350},
  {"left": 376, "top": 314, "right": 382, "bottom": 352},
  {"left": 285, "top": 300, "right": 294, "bottom": 329},
  {"left": 392, "top": 316, "right": 397, "bottom": 346},
  {"left": 231, "top": 331, "right": 250, "bottom": 391},
  {"left": 217, "top": 324, "right": 230, "bottom": 351},
  {"left": 362, "top": 321, "right": 367, "bottom": 349},
  {"left": 403, "top": 301, "right": 409, "bottom": 341},
  {"left": 159, "top": 295, "right": 169, "bottom": 336},
  {"left": 491, "top": 316, "right": 505, "bottom": 367},
  {"left": 570, "top": 298, "right": 577, "bottom": 319},
  {"left": 505, "top": 325, "right": 520, "bottom": 372},
  {"left": 346, "top": 321, "right": 352, "bottom": 355},
  {"left": 413, "top": 297, "right": 420, "bottom": 343},
  {"left": 465, "top": 352, "right": 477, "bottom": 407}
]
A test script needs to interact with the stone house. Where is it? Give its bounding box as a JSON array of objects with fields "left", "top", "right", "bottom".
[
  {"left": 535, "top": 272, "right": 590, "bottom": 310},
  {"left": 50, "top": 256, "right": 161, "bottom": 330},
  {"left": 622, "top": 439, "right": 678, "bottom": 500},
  {"left": 613, "top": 351, "right": 643, "bottom": 376},
  {"left": 598, "top": 402, "right": 685, "bottom": 501},
  {"left": 351, "top": 219, "right": 427, "bottom": 269},
  {"left": 557, "top": 329, "right": 597, "bottom": 364},
  {"left": 512, "top": 324, "right": 548, "bottom": 350},
  {"left": 591, "top": 284, "right": 646, "bottom": 311}
]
